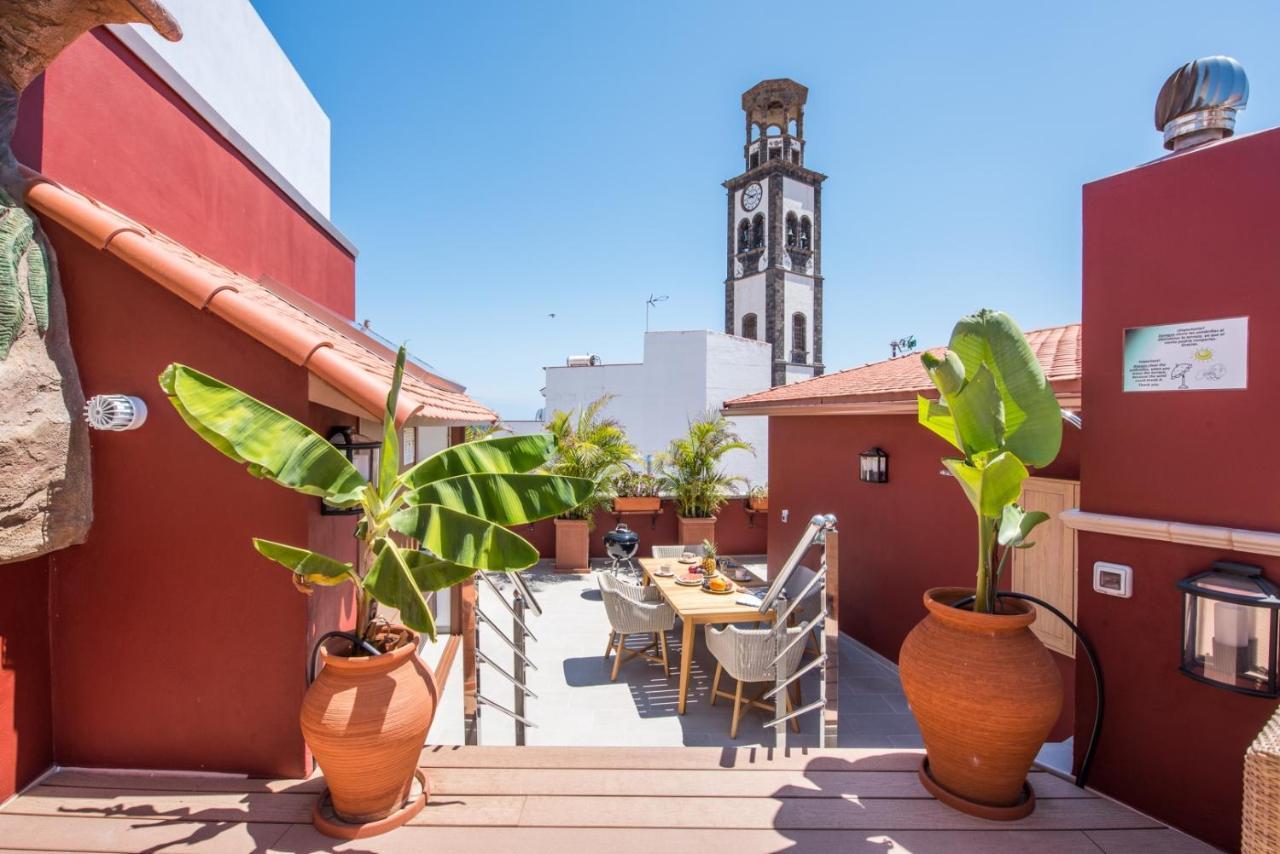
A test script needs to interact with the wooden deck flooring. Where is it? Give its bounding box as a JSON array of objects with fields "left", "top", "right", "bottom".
[{"left": 0, "top": 746, "right": 1215, "bottom": 853}]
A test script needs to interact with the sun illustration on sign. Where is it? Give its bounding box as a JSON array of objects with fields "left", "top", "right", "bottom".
[{"left": 1193, "top": 347, "right": 1214, "bottom": 361}]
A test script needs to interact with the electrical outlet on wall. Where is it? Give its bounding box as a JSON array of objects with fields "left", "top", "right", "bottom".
[
  {"left": 1093, "top": 562, "right": 1133, "bottom": 598},
  {"left": 781, "top": 509, "right": 789, "bottom": 523}
]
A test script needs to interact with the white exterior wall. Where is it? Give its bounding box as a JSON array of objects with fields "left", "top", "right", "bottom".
[
  {"left": 532, "top": 331, "right": 771, "bottom": 487},
  {"left": 732, "top": 273, "right": 766, "bottom": 339},
  {"left": 782, "top": 272, "right": 815, "bottom": 361},
  {"left": 110, "top": 0, "right": 335, "bottom": 225}
]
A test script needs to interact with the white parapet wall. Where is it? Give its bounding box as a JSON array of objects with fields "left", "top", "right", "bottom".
[
  {"left": 531, "top": 330, "right": 772, "bottom": 487},
  {"left": 109, "top": 0, "right": 336, "bottom": 231}
]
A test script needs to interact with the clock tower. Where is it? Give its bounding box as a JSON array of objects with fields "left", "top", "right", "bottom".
[{"left": 724, "top": 79, "right": 826, "bottom": 386}]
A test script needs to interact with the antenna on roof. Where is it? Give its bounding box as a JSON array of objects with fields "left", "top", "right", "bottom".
[
  {"left": 645, "top": 294, "right": 669, "bottom": 332},
  {"left": 890, "top": 335, "right": 918, "bottom": 358}
]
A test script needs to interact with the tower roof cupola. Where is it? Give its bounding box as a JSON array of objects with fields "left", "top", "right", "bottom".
[{"left": 741, "top": 78, "right": 809, "bottom": 169}]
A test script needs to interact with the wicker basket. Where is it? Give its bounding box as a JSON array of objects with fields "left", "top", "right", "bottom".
[{"left": 1242, "top": 705, "right": 1280, "bottom": 853}]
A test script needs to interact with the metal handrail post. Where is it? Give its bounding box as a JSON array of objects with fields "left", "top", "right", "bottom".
[
  {"left": 462, "top": 577, "right": 480, "bottom": 746},
  {"left": 514, "top": 590, "right": 528, "bottom": 746}
]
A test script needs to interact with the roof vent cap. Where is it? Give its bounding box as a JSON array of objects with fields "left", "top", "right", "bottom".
[{"left": 1155, "top": 56, "right": 1249, "bottom": 151}]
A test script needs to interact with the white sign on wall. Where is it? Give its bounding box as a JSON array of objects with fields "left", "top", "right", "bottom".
[{"left": 1123, "top": 317, "right": 1248, "bottom": 392}]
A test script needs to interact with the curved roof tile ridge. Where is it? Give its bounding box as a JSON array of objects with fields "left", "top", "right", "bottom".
[{"left": 22, "top": 171, "right": 495, "bottom": 427}]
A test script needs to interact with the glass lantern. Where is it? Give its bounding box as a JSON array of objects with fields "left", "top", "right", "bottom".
[
  {"left": 859, "top": 447, "right": 888, "bottom": 483},
  {"left": 1178, "top": 561, "right": 1280, "bottom": 697},
  {"left": 322, "top": 427, "right": 380, "bottom": 516}
]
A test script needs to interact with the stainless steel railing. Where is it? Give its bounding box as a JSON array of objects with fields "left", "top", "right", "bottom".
[
  {"left": 464, "top": 569, "right": 541, "bottom": 745},
  {"left": 758, "top": 514, "right": 839, "bottom": 746}
]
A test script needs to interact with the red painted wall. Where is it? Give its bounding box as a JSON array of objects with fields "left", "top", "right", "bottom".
[
  {"left": 767, "top": 413, "right": 1081, "bottom": 741},
  {"left": 1078, "top": 128, "right": 1280, "bottom": 851},
  {"left": 0, "top": 557, "right": 52, "bottom": 801},
  {"left": 23, "top": 30, "right": 355, "bottom": 317},
  {"left": 47, "top": 228, "right": 325, "bottom": 777},
  {"left": 516, "top": 497, "right": 768, "bottom": 561}
]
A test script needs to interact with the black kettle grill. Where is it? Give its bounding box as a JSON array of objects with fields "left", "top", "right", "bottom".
[{"left": 603, "top": 523, "right": 640, "bottom": 575}]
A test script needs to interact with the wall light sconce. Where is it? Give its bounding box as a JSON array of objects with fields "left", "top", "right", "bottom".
[
  {"left": 84, "top": 394, "right": 147, "bottom": 431},
  {"left": 1179, "top": 561, "right": 1280, "bottom": 697},
  {"left": 859, "top": 447, "right": 888, "bottom": 483},
  {"left": 323, "top": 427, "right": 379, "bottom": 516}
]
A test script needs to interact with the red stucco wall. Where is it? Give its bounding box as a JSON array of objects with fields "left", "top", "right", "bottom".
[
  {"left": 516, "top": 497, "right": 768, "bottom": 562},
  {"left": 30, "top": 30, "right": 355, "bottom": 317},
  {"left": 766, "top": 412, "right": 1081, "bottom": 741},
  {"left": 0, "top": 557, "right": 52, "bottom": 802},
  {"left": 46, "top": 230, "right": 322, "bottom": 777},
  {"left": 1078, "top": 127, "right": 1280, "bottom": 851}
]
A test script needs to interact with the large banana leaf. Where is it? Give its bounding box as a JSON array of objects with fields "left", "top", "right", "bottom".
[
  {"left": 401, "top": 434, "right": 556, "bottom": 489},
  {"left": 918, "top": 396, "right": 962, "bottom": 452},
  {"left": 389, "top": 504, "right": 539, "bottom": 571},
  {"left": 363, "top": 539, "right": 435, "bottom": 639},
  {"left": 944, "top": 364, "right": 1004, "bottom": 457},
  {"left": 998, "top": 504, "right": 1050, "bottom": 548},
  {"left": 943, "top": 451, "right": 1029, "bottom": 518},
  {"left": 407, "top": 473, "right": 593, "bottom": 525},
  {"left": 947, "top": 310, "right": 1061, "bottom": 467},
  {"left": 159, "top": 364, "right": 367, "bottom": 505},
  {"left": 253, "top": 539, "right": 352, "bottom": 586},
  {"left": 377, "top": 347, "right": 406, "bottom": 501},
  {"left": 400, "top": 549, "right": 477, "bottom": 591}
]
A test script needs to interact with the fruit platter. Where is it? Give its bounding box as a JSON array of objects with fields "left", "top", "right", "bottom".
[{"left": 701, "top": 575, "right": 736, "bottom": 595}]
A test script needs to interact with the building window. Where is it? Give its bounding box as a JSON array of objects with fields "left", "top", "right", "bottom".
[
  {"left": 737, "top": 219, "right": 750, "bottom": 253},
  {"left": 741, "top": 313, "right": 757, "bottom": 340},
  {"left": 749, "top": 151, "right": 760, "bottom": 169},
  {"left": 785, "top": 212, "right": 798, "bottom": 248},
  {"left": 799, "top": 216, "right": 812, "bottom": 250},
  {"left": 792, "top": 312, "right": 807, "bottom": 362},
  {"left": 751, "top": 214, "right": 765, "bottom": 250}
]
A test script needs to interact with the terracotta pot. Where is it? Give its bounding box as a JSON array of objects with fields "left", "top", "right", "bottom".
[
  {"left": 613, "top": 496, "right": 660, "bottom": 513},
  {"left": 748, "top": 498, "right": 768, "bottom": 512},
  {"left": 301, "top": 631, "right": 438, "bottom": 826},
  {"left": 899, "top": 587, "right": 1062, "bottom": 818},
  {"left": 554, "top": 518, "right": 590, "bottom": 572},
  {"left": 677, "top": 515, "right": 716, "bottom": 546}
]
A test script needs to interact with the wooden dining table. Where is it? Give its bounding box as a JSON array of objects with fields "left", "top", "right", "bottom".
[{"left": 637, "top": 556, "right": 775, "bottom": 714}]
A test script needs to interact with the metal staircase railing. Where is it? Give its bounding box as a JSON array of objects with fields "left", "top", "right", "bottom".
[
  {"left": 757, "top": 514, "right": 839, "bottom": 746},
  {"left": 464, "top": 569, "right": 541, "bottom": 746}
]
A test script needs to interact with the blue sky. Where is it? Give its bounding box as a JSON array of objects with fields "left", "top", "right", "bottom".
[{"left": 254, "top": 0, "right": 1280, "bottom": 418}]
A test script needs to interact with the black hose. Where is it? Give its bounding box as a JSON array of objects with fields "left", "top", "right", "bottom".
[
  {"left": 307, "top": 630, "right": 382, "bottom": 685},
  {"left": 951, "top": 591, "right": 1103, "bottom": 789}
]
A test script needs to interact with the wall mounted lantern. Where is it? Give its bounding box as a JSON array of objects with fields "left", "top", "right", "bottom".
[
  {"left": 323, "top": 427, "right": 379, "bottom": 516},
  {"left": 859, "top": 447, "right": 889, "bottom": 483},
  {"left": 1179, "top": 561, "right": 1280, "bottom": 697}
]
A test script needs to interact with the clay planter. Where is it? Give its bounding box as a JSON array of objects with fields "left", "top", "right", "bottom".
[
  {"left": 677, "top": 515, "right": 716, "bottom": 547},
  {"left": 613, "top": 496, "right": 660, "bottom": 513},
  {"left": 899, "top": 587, "right": 1062, "bottom": 820},
  {"left": 554, "top": 518, "right": 590, "bottom": 572},
  {"left": 301, "top": 631, "right": 438, "bottom": 837},
  {"left": 748, "top": 498, "right": 768, "bottom": 512}
]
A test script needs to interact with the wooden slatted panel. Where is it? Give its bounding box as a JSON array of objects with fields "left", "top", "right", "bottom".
[
  {"left": 419, "top": 744, "right": 927, "bottom": 770},
  {"left": 1011, "top": 478, "right": 1080, "bottom": 657}
]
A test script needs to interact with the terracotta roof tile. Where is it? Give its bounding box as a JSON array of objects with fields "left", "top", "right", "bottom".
[
  {"left": 24, "top": 172, "right": 495, "bottom": 426},
  {"left": 724, "top": 323, "right": 1081, "bottom": 414}
]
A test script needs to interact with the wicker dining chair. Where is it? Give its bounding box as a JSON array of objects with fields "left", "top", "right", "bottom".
[
  {"left": 1243, "top": 704, "right": 1280, "bottom": 852},
  {"left": 598, "top": 573, "right": 676, "bottom": 680},
  {"left": 651, "top": 544, "right": 706, "bottom": 560},
  {"left": 705, "top": 623, "right": 807, "bottom": 738}
]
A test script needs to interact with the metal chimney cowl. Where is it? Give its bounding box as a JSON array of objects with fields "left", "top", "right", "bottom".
[{"left": 1155, "top": 56, "right": 1249, "bottom": 151}]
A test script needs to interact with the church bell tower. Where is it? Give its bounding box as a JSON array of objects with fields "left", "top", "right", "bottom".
[{"left": 723, "top": 79, "right": 826, "bottom": 386}]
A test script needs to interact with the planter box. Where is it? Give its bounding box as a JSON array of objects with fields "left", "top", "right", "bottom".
[
  {"left": 748, "top": 498, "right": 768, "bottom": 512},
  {"left": 554, "top": 518, "right": 591, "bottom": 573},
  {"left": 613, "top": 496, "right": 661, "bottom": 513},
  {"left": 677, "top": 515, "right": 716, "bottom": 547}
]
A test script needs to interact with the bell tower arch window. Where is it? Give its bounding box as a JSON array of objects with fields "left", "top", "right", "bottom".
[
  {"left": 737, "top": 219, "right": 750, "bottom": 253},
  {"left": 741, "top": 313, "right": 757, "bottom": 340},
  {"left": 785, "top": 212, "right": 798, "bottom": 248},
  {"left": 799, "top": 216, "right": 812, "bottom": 250},
  {"left": 792, "top": 312, "right": 808, "bottom": 362},
  {"left": 751, "top": 214, "right": 765, "bottom": 250}
]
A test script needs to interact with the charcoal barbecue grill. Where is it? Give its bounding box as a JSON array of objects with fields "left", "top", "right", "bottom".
[{"left": 603, "top": 523, "right": 639, "bottom": 575}]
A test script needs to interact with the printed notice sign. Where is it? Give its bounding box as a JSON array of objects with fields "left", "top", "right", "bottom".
[{"left": 1123, "top": 317, "right": 1248, "bottom": 392}]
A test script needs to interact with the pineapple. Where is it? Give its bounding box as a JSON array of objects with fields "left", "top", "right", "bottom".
[{"left": 701, "top": 539, "right": 718, "bottom": 574}]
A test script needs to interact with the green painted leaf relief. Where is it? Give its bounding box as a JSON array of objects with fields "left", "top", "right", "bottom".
[{"left": 0, "top": 192, "right": 53, "bottom": 359}]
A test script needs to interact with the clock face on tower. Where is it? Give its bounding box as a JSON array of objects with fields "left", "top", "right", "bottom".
[{"left": 741, "top": 182, "right": 762, "bottom": 212}]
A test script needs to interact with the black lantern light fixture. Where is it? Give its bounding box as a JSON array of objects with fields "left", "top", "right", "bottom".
[
  {"left": 1178, "top": 561, "right": 1280, "bottom": 697},
  {"left": 322, "top": 427, "right": 379, "bottom": 516},
  {"left": 859, "top": 447, "right": 889, "bottom": 483}
]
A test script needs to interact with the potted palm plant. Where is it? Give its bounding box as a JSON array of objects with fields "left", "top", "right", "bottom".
[
  {"left": 159, "top": 348, "right": 590, "bottom": 838},
  {"left": 545, "top": 395, "right": 636, "bottom": 572},
  {"left": 612, "top": 466, "right": 661, "bottom": 513},
  {"left": 660, "top": 413, "right": 752, "bottom": 546},
  {"left": 898, "top": 309, "right": 1063, "bottom": 821}
]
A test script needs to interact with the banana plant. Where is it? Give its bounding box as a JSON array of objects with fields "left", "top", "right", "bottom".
[
  {"left": 917, "top": 309, "right": 1061, "bottom": 613},
  {"left": 159, "top": 347, "right": 593, "bottom": 644}
]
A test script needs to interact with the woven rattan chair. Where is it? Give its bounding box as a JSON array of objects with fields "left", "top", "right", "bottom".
[
  {"left": 598, "top": 573, "right": 676, "bottom": 680},
  {"left": 651, "top": 544, "right": 706, "bottom": 560},
  {"left": 1243, "top": 705, "right": 1280, "bottom": 852},
  {"left": 705, "top": 623, "right": 806, "bottom": 737}
]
